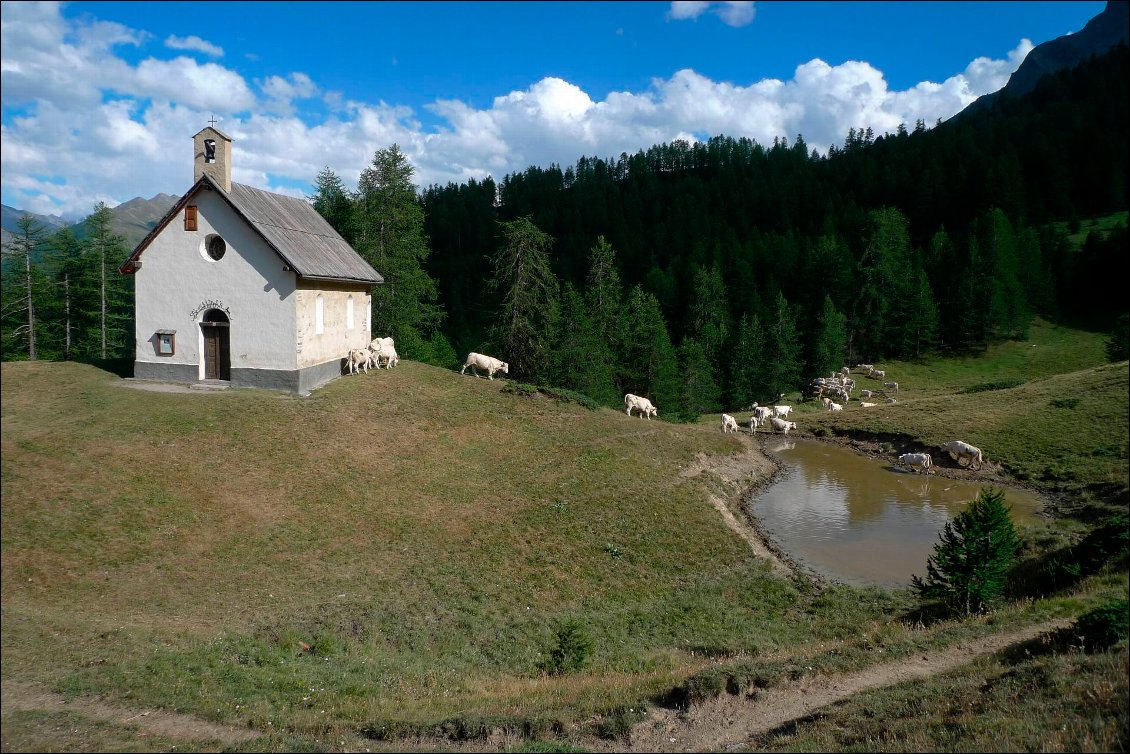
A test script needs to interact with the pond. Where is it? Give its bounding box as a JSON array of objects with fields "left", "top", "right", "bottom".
[{"left": 751, "top": 438, "right": 1045, "bottom": 587}]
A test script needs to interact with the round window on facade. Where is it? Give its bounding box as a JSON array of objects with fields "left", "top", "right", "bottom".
[{"left": 205, "top": 234, "right": 226, "bottom": 261}]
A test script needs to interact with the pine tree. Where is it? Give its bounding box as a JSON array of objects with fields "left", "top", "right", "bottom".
[
  {"left": 912, "top": 487, "right": 1022, "bottom": 616},
  {"left": 355, "top": 145, "right": 444, "bottom": 355},
  {"left": 731, "top": 312, "right": 766, "bottom": 407},
  {"left": 488, "top": 216, "right": 560, "bottom": 381},
  {"left": 584, "top": 235, "right": 625, "bottom": 391}
]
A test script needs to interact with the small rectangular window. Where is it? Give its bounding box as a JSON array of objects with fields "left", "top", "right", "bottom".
[
  {"left": 156, "top": 330, "right": 176, "bottom": 355},
  {"left": 184, "top": 205, "right": 198, "bottom": 231}
]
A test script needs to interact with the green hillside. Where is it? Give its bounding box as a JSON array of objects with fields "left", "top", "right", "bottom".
[{"left": 1, "top": 335, "right": 1126, "bottom": 751}]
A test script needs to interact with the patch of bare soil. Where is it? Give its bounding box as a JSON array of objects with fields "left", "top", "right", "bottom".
[
  {"left": 0, "top": 680, "right": 262, "bottom": 747},
  {"left": 680, "top": 437, "right": 794, "bottom": 579},
  {"left": 606, "top": 618, "right": 1074, "bottom": 753}
]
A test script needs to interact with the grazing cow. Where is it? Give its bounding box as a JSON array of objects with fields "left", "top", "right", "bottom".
[
  {"left": 624, "top": 393, "right": 658, "bottom": 419},
  {"left": 461, "top": 352, "right": 508, "bottom": 380},
  {"left": 752, "top": 405, "right": 774, "bottom": 424},
  {"left": 859, "top": 401, "right": 877, "bottom": 408},
  {"left": 883, "top": 381, "right": 899, "bottom": 393},
  {"left": 828, "top": 402, "right": 843, "bottom": 412},
  {"left": 373, "top": 344, "right": 399, "bottom": 368},
  {"left": 370, "top": 336, "right": 395, "bottom": 352},
  {"left": 898, "top": 452, "right": 934, "bottom": 474},
  {"left": 942, "top": 440, "right": 984, "bottom": 470},
  {"left": 346, "top": 348, "right": 371, "bottom": 375},
  {"left": 820, "top": 396, "right": 833, "bottom": 409},
  {"left": 860, "top": 389, "right": 873, "bottom": 399},
  {"left": 748, "top": 414, "right": 763, "bottom": 433},
  {"left": 773, "top": 405, "right": 793, "bottom": 420},
  {"left": 721, "top": 413, "right": 739, "bottom": 433},
  {"left": 769, "top": 416, "right": 797, "bottom": 435}
]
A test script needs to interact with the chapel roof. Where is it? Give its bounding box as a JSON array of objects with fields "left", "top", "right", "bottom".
[{"left": 120, "top": 174, "right": 383, "bottom": 285}]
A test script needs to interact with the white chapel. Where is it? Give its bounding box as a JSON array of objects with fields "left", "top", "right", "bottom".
[{"left": 119, "top": 126, "right": 382, "bottom": 393}]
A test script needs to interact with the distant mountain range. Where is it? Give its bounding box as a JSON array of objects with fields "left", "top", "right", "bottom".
[
  {"left": 1, "top": 193, "right": 178, "bottom": 251},
  {"left": 955, "top": 0, "right": 1128, "bottom": 118}
]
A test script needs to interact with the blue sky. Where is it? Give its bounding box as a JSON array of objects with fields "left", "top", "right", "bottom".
[{"left": 0, "top": 1, "right": 1106, "bottom": 218}]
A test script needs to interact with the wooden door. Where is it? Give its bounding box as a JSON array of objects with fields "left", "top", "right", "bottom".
[{"left": 203, "top": 325, "right": 220, "bottom": 379}]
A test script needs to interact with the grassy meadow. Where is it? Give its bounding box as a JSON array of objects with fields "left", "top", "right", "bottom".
[{"left": 2, "top": 320, "right": 1127, "bottom": 752}]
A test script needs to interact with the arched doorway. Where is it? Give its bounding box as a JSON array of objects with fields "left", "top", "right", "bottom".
[{"left": 200, "top": 309, "right": 230, "bottom": 380}]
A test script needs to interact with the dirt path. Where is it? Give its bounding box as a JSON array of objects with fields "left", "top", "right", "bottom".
[
  {"left": 0, "top": 680, "right": 262, "bottom": 747},
  {"left": 606, "top": 618, "right": 1073, "bottom": 753}
]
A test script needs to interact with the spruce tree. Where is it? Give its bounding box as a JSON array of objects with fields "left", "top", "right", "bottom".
[
  {"left": 488, "top": 216, "right": 559, "bottom": 382},
  {"left": 676, "top": 337, "right": 721, "bottom": 419},
  {"left": 310, "top": 166, "right": 355, "bottom": 244},
  {"left": 622, "top": 285, "right": 680, "bottom": 413},
  {"left": 810, "top": 294, "right": 847, "bottom": 380},
  {"left": 553, "top": 284, "right": 619, "bottom": 406},
  {"left": 355, "top": 145, "right": 444, "bottom": 356},
  {"left": 912, "top": 487, "right": 1022, "bottom": 616},
  {"left": 82, "top": 203, "right": 131, "bottom": 360}
]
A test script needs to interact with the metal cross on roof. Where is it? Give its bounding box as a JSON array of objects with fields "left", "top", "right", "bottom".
[{"left": 208, "top": 115, "right": 218, "bottom": 128}]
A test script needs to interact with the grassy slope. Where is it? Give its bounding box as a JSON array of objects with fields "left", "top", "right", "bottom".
[{"left": 2, "top": 321, "right": 1126, "bottom": 751}]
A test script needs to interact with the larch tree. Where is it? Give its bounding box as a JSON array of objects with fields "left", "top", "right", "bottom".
[
  {"left": 82, "top": 202, "right": 131, "bottom": 360},
  {"left": 488, "top": 216, "right": 560, "bottom": 381},
  {"left": 0, "top": 214, "right": 50, "bottom": 360}
]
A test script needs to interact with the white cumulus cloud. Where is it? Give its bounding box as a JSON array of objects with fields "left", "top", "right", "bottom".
[
  {"left": 0, "top": 2, "right": 1033, "bottom": 218},
  {"left": 164, "top": 34, "right": 224, "bottom": 57},
  {"left": 668, "top": 1, "right": 756, "bottom": 27}
]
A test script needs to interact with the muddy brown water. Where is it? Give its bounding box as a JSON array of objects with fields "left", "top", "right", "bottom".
[{"left": 751, "top": 438, "right": 1045, "bottom": 587}]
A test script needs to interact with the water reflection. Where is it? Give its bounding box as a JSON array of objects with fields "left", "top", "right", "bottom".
[{"left": 752, "top": 439, "right": 1043, "bottom": 587}]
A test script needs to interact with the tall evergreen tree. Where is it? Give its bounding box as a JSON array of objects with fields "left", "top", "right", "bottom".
[
  {"left": 810, "top": 294, "right": 848, "bottom": 379},
  {"left": 488, "top": 216, "right": 560, "bottom": 381},
  {"left": 689, "top": 262, "right": 732, "bottom": 364},
  {"left": 82, "top": 202, "right": 131, "bottom": 360},
  {"left": 355, "top": 145, "right": 444, "bottom": 355},
  {"left": 731, "top": 312, "right": 767, "bottom": 407},
  {"left": 310, "top": 166, "right": 355, "bottom": 244},
  {"left": 552, "top": 284, "right": 619, "bottom": 405},
  {"left": 764, "top": 291, "right": 803, "bottom": 400},
  {"left": 676, "top": 336, "right": 721, "bottom": 419},
  {"left": 622, "top": 285, "right": 680, "bottom": 412},
  {"left": 0, "top": 214, "right": 50, "bottom": 360}
]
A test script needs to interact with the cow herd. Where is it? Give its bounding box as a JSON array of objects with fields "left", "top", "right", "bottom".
[{"left": 347, "top": 347, "right": 986, "bottom": 474}]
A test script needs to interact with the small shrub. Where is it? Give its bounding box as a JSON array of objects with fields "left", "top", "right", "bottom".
[
  {"left": 543, "top": 619, "right": 594, "bottom": 675},
  {"left": 604, "top": 543, "right": 622, "bottom": 559},
  {"left": 912, "top": 487, "right": 1022, "bottom": 615},
  {"left": 1048, "top": 397, "right": 1082, "bottom": 410},
  {"left": 502, "top": 382, "right": 539, "bottom": 398},
  {"left": 959, "top": 378, "right": 1026, "bottom": 394},
  {"left": 1074, "top": 599, "right": 1129, "bottom": 652}
]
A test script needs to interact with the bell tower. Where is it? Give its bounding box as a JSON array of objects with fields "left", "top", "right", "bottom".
[{"left": 193, "top": 123, "right": 232, "bottom": 192}]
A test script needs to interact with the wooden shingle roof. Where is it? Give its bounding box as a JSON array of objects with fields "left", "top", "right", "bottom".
[{"left": 121, "top": 175, "right": 383, "bottom": 285}]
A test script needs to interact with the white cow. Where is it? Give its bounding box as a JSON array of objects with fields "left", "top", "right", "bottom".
[
  {"left": 769, "top": 416, "right": 797, "bottom": 435},
  {"left": 773, "top": 405, "right": 793, "bottom": 420},
  {"left": 828, "top": 402, "right": 843, "bottom": 412},
  {"left": 346, "top": 348, "right": 371, "bottom": 375},
  {"left": 942, "top": 440, "right": 984, "bottom": 470},
  {"left": 859, "top": 401, "right": 877, "bottom": 408},
  {"left": 885, "top": 397, "right": 898, "bottom": 404},
  {"left": 820, "top": 397, "right": 833, "bottom": 409},
  {"left": 721, "top": 413, "right": 739, "bottom": 433},
  {"left": 370, "top": 336, "right": 395, "bottom": 352},
  {"left": 374, "top": 344, "right": 399, "bottom": 368},
  {"left": 624, "top": 393, "right": 658, "bottom": 419},
  {"left": 898, "top": 452, "right": 934, "bottom": 474},
  {"left": 883, "top": 381, "right": 899, "bottom": 393},
  {"left": 461, "top": 352, "right": 508, "bottom": 380},
  {"left": 748, "top": 414, "right": 762, "bottom": 433},
  {"left": 752, "top": 405, "right": 774, "bottom": 424}
]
